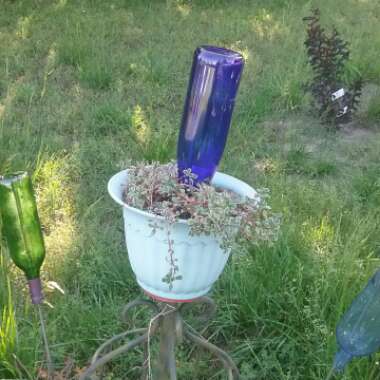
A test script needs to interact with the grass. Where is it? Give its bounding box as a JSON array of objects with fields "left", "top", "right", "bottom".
[
  {"left": 0, "top": 252, "right": 17, "bottom": 378},
  {"left": 0, "top": 0, "right": 380, "bottom": 379}
]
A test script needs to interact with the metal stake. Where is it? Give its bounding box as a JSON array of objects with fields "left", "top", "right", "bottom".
[
  {"left": 37, "top": 304, "right": 54, "bottom": 380},
  {"left": 157, "top": 309, "right": 178, "bottom": 380}
]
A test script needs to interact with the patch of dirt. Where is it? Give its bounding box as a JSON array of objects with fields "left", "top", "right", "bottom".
[
  {"left": 340, "top": 123, "right": 376, "bottom": 143},
  {"left": 357, "top": 83, "right": 380, "bottom": 116}
]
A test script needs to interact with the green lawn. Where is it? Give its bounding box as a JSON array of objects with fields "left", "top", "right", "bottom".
[{"left": 1, "top": 0, "right": 380, "bottom": 379}]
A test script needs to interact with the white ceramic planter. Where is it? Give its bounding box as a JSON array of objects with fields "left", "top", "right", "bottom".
[{"left": 108, "top": 169, "right": 258, "bottom": 302}]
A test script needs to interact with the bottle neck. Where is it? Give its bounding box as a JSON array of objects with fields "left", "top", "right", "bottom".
[
  {"left": 333, "top": 349, "right": 352, "bottom": 372},
  {"left": 28, "top": 278, "right": 43, "bottom": 304}
]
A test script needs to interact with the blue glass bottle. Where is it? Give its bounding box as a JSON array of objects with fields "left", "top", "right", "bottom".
[
  {"left": 177, "top": 46, "right": 244, "bottom": 184},
  {"left": 331, "top": 270, "right": 380, "bottom": 373}
]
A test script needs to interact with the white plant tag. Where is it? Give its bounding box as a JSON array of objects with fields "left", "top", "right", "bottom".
[
  {"left": 337, "top": 106, "right": 348, "bottom": 117},
  {"left": 331, "top": 88, "right": 345, "bottom": 101}
]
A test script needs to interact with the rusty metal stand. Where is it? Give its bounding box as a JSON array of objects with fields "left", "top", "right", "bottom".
[{"left": 79, "top": 296, "right": 239, "bottom": 380}]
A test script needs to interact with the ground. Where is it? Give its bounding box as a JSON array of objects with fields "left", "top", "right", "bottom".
[{"left": 0, "top": 0, "right": 380, "bottom": 379}]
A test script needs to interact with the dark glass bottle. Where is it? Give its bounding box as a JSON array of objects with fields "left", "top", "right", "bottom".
[
  {"left": 332, "top": 270, "right": 380, "bottom": 372},
  {"left": 177, "top": 45, "right": 244, "bottom": 184},
  {"left": 0, "top": 172, "right": 46, "bottom": 304}
]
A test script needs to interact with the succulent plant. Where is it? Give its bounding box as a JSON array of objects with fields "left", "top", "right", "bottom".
[{"left": 123, "top": 162, "right": 281, "bottom": 286}]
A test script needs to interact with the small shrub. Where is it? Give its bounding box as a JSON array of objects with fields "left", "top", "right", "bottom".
[{"left": 303, "top": 9, "right": 362, "bottom": 126}]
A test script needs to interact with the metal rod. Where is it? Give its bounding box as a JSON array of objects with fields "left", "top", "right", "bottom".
[
  {"left": 80, "top": 332, "right": 151, "bottom": 380},
  {"left": 158, "top": 311, "right": 177, "bottom": 380},
  {"left": 91, "top": 328, "right": 147, "bottom": 364},
  {"left": 141, "top": 340, "right": 149, "bottom": 380},
  {"left": 37, "top": 304, "right": 54, "bottom": 380},
  {"left": 122, "top": 299, "right": 160, "bottom": 323},
  {"left": 185, "top": 329, "right": 240, "bottom": 380}
]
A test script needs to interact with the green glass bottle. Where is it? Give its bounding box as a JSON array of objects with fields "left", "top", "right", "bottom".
[{"left": 0, "top": 172, "right": 46, "bottom": 304}]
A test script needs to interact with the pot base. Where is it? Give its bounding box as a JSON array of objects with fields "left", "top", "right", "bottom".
[
  {"left": 143, "top": 289, "right": 200, "bottom": 304},
  {"left": 137, "top": 279, "right": 211, "bottom": 303}
]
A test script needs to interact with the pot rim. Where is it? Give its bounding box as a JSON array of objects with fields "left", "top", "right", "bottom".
[{"left": 107, "top": 169, "right": 259, "bottom": 225}]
